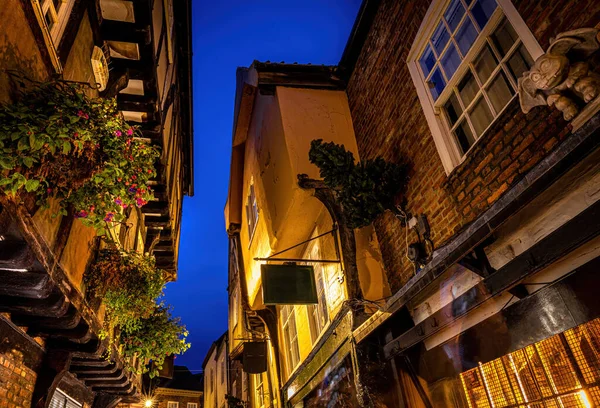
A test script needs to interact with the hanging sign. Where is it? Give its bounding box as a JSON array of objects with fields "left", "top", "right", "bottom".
[{"left": 261, "top": 264, "right": 318, "bottom": 305}]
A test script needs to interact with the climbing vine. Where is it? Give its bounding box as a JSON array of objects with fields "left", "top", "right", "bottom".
[
  {"left": 0, "top": 78, "right": 159, "bottom": 235},
  {"left": 308, "top": 139, "right": 408, "bottom": 229}
]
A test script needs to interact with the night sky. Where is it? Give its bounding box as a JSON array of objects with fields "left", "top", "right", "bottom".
[{"left": 163, "top": 0, "right": 362, "bottom": 372}]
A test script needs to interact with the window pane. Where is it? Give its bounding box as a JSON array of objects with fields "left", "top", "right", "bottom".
[
  {"left": 507, "top": 44, "right": 534, "bottom": 82},
  {"left": 428, "top": 68, "right": 446, "bottom": 100},
  {"left": 456, "top": 18, "right": 478, "bottom": 56},
  {"left": 432, "top": 22, "right": 450, "bottom": 55},
  {"left": 469, "top": 98, "right": 494, "bottom": 135},
  {"left": 441, "top": 43, "right": 461, "bottom": 79},
  {"left": 419, "top": 45, "right": 436, "bottom": 77},
  {"left": 44, "top": 11, "right": 56, "bottom": 30},
  {"left": 444, "top": 0, "right": 465, "bottom": 32},
  {"left": 487, "top": 71, "right": 513, "bottom": 113},
  {"left": 454, "top": 120, "right": 475, "bottom": 155},
  {"left": 458, "top": 71, "right": 479, "bottom": 107},
  {"left": 445, "top": 93, "right": 463, "bottom": 126},
  {"left": 474, "top": 45, "right": 498, "bottom": 84},
  {"left": 491, "top": 19, "right": 518, "bottom": 58},
  {"left": 472, "top": 0, "right": 497, "bottom": 30}
]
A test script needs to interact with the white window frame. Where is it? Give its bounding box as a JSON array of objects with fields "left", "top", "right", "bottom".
[
  {"left": 167, "top": 403, "right": 179, "bottom": 408},
  {"left": 245, "top": 183, "right": 259, "bottom": 245},
  {"left": 40, "top": 0, "right": 76, "bottom": 44},
  {"left": 306, "top": 245, "right": 329, "bottom": 345},
  {"left": 49, "top": 388, "right": 82, "bottom": 408},
  {"left": 281, "top": 304, "right": 300, "bottom": 376},
  {"left": 255, "top": 373, "right": 266, "bottom": 408},
  {"left": 407, "top": 0, "right": 543, "bottom": 174},
  {"left": 187, "top": 404, "right": 198, "bottom": 408}
]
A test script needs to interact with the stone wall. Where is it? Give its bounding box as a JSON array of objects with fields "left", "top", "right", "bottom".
[{"left": 345, "top": 0, "right": 599, "bottom": 292}]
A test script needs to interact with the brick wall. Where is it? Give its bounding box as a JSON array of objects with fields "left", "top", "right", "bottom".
[
  {"left": 346, "top": 0, "right": 598, "bottom": 292},
  {"left": 0, "top": 351, "right": 37, "bottom": 408}
]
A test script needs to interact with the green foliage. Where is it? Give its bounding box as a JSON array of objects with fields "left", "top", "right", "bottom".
[
  {"left": 121, "top": 304, "right": 190, "bottom": 378},
  {"left": 0, "top": 80, "right": 160, "bottom": 235},
  {"left": 226, "top": 395, "right": 248, "bottom": 408},
  {"left": 86, "top": 249, "right": 165, "bottom": 331},
  {"left": 85, "top": 248, "right": 190, "bottom": 377},
  {"left": 309, "top": 139, "right": 408, "bottom": 229}
]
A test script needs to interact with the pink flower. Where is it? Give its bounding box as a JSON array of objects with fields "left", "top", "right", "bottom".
[
  {"left": 136, "top": 197, "right": 146, "bottom": 207},
  {"left": 77, "top": 110, "right": 88, "bottom": 119},
  {"left": 126, "top": 128, "right": 134, "bottom": 136},
  {"left": 115, "top": 130, "right": 122, "bottom": 137},
  {"left": 115, "top": 198, "right": 123, "bottom": 206},
  {"left": 103, "top": 212, "right": 115, "bottom": 222},
  {"left": 75, "top": 210, "right": 88, "bottom": 218}
]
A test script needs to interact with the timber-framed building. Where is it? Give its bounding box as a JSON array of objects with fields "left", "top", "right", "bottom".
[{"left": 0, "top": 0, "right": 193, "bottom": 406}]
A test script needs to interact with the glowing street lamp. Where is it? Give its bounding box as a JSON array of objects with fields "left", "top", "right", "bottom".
[{"left": 144, "top": 400, "right": 154, "bottom": 408}]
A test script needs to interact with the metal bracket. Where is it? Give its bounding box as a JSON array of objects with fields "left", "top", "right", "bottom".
[{"left": 253, "top": 226, "right": 342, "bottom": 264}]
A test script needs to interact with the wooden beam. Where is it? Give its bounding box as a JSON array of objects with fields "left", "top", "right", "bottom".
[
  {"left": 101, "top": 21, "right": 151, "bottom": 44},
  {"left": 383, "top": 199, "right": 600, "bottom": 358}
]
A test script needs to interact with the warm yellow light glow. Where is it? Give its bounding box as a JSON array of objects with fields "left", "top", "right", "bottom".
[
  {"left": 144, "top": 400, "right": 153, "bottom": 408},
  {"left": 579, "top": 390, "right": 591, "bottom": 408}
]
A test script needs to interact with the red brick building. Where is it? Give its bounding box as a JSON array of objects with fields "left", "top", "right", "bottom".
[
  {"left": 0, "top": 0, "right": 193, "bottom": 406},
  {"left": 340, "top": 0, "right": 600, "bottom": 407}
]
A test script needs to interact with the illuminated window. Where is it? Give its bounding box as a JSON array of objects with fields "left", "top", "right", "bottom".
[
  {"left": 281, "top": 304, "right": 300, "bottom": 376},
  {"left": 39, "top": 0, "right": 76, "bottom": 44},
  {"left": 167, "top": 403, "right": 178, "bottom": 408},
  {"left": 408, "top": 0, "right": 542, "bottom": 173},
  {"left": 187, "top": 404, "right": 198, "bottom": 408},
  {"left": 307, "top": 248, "right": 329, "bottom": 344},
  {"left": 255, "top": 373, "right": 265, "bottom": 408},
  {"left": 246, "top": 184, "right": 259, "bottom": 242},
  {"left": 460, "top": 317, "right": 600, "bottom": 407},
  {"left": 230, "top": 286, "right": 239, "bottom": 330},
  {"left": 221, "top": 359, "right": 225, "bottom": 384}
]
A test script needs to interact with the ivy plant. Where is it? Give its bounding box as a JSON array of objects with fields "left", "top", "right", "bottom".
[
  {"left": 0, "top": 79, "right": 159, "bottom": 235},
  {"left": 308, "top": 139, "right": 408, "bottom": 229}
]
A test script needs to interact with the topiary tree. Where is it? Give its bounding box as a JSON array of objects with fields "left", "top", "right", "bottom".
[{"left": 308, "top": 139, "right": 408, "bottom": 229}]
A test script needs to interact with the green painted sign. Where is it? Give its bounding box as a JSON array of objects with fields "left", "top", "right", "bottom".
[{"left": 261, "top": 264, "right": 318, "bottom": 305}]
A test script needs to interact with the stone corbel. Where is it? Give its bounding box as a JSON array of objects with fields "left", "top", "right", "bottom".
[{"left": 518, "top": 28, "right": 600, "bottom": 129}]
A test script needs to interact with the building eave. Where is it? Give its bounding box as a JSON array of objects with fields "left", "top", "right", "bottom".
[{"left": 337, "top": 0, "right": 382, "bottom": 81}]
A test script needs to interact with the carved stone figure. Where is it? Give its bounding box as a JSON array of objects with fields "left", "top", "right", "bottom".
[{"left": 519, "top": 28, "right": 600, "bottom": 121}]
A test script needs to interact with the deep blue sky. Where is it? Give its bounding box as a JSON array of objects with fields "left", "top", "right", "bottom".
[{"left": 163, "top": 0, "right": 362, "bottom": 371}]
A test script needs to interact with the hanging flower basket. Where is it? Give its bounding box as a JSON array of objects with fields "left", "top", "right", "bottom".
[
  {"left": 85, "top": 248, "right": 189, "bottom": 377},
  {"left": 0, "top": 77, "right": 160, "bottom": 235}
]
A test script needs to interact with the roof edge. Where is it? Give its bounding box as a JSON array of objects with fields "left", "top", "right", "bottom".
[{"left": 338, "top": 0, "right": 382, "bottom": 81}]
